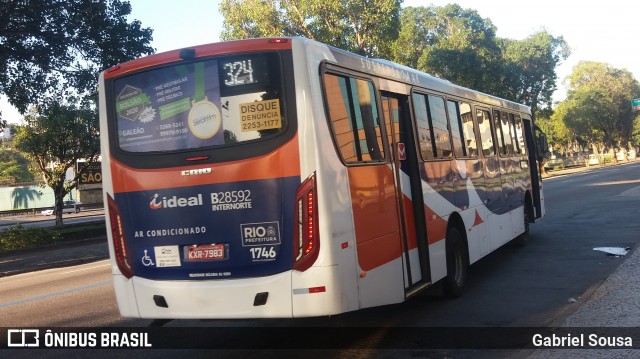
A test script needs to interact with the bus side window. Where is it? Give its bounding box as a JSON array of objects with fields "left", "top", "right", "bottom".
[
  {"left": 501, "top": 111, "right": 514, "bottom": 155},
  {"left": 513, "top": 114, "right": 526, "bottom": 155},
  {"left": 447, "top": 100, "right": 466, "bottom": 157},
  {"left": 427, "top": 95, "right": 452, "bottom": 159},
  {"left": 493, "top": 110, "right": 507, "bottom": 156},
  {"left": 323, "top": 73, "right": 384, "bottom": 163},
  {"left": 412, "top": 93, "right": 436, "bottom": 159},
  {"left": 476, "top": 108, "right": 496, "bottom": 157},
  {"left": 459, "top": 102, "right": 478, "bottom": 157}
]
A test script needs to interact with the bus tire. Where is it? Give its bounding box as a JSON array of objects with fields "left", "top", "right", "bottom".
[{"left": 443, "top": 226, "right": 468, "bottom": 298}]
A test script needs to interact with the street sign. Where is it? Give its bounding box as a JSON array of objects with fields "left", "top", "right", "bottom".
[{"left": 632, "top": 98, "right": 640, "bottom": 111}]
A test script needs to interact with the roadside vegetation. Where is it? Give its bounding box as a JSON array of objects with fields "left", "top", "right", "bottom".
[{"left": 0, "top": 222, "right": 105, "bottom": 252}]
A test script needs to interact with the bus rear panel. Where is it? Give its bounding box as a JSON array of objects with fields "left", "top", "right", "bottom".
[{"left": 100, "top": 39, "right": 333, "bottom": 318}]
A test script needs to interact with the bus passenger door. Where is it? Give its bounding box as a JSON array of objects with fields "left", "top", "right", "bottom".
[
  {"left": 381, "top": 93, "right": 431, "bottom": 294},
  {"left": 523, "top": 115, "right": 545, "bottom": 219}
]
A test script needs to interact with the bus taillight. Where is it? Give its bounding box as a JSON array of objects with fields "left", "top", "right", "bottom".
[
  {"left": 107, "top": 194, "right": 134, "bottom": 278},
  {"left": 293, "top": 173, "right": 319, "bottom": 271}
]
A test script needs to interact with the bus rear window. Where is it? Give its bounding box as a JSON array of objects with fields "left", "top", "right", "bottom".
[{"left": 113, "top": 53, "right": 285, "bottom": 153}]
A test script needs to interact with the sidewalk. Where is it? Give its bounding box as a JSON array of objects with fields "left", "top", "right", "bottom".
[{"left": 527, "top": 244, "right": 640, "bottom": 358}]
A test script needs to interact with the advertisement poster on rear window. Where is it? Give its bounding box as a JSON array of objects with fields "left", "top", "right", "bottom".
[{"left": 114, "top": 60, "right": 224, "bottom": 152}]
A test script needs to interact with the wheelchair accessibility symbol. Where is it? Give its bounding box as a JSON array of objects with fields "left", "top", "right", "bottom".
[{"left": 141, "top": 249, "right": 155, "bottom": 266}]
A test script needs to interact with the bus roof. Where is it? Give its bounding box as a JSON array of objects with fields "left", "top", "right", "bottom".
[
  {"left": 313, "top": 38, "right": 531, "bottom": 114},
  {"left": 102, "top": 36, "right": 530, "bottom": 115},
  {"left": 102, "top": 38, "right": 293, "bottom": 79}
]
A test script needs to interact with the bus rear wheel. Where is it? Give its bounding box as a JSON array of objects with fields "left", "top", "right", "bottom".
[{"left": 443, "top": 226, "right": 468, "bottom": 298}]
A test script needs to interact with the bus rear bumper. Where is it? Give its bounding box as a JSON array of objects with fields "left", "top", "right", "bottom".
[{"left": 114, "top": 271, "right": 294, "bottom": 319}]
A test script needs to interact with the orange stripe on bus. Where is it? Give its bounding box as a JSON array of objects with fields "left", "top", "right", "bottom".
[
  {"left": 357, "top": 232, "right": 403, "bottom": 272},
  {"left": 110, "top": 135, "right": 300, "bottom": 193},
  {"left": 425, "top": 205, "right": 448, "bottom": 245},
  {"left": 402, "top": 195, "right": 418, "bottom": 251},
  {"left": 348, "top": 165, "right": 403, "bottom": 271}
]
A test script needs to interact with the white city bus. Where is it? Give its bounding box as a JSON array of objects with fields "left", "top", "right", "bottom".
[{"left": 98, "top": 37, "right": 545, "bottom": 319}]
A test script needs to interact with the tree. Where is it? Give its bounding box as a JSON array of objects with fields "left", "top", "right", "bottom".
[
  {"left": 560, "top": 62, "right": 640, "bottom": 158},
  {"left": 389, "top": 5, "right": 439, "bottom": 69},
  {"left": 632, "top": 113, "right": 640, "bottom": 146},
  {"left": 0, "top": 0, "right": 154, "bottom": 119},
  {"left": 220, "top": 2, "right": 570, "bottom": 120},
  {"left": 536, "top": 104, "right": 574, "bottom": 155},
  {"left": 0, "top": 147, "right": 35, "bottom": 184},
  {"left": 499, "top": 31, "right": 570, "bottom": 113},
  {"left": 219, "top": 0, "right": 284, "bottom": 40},
  {"left": 220, "top": 0, "right": 401, "bottom": 58},
  {"left": 392, "top": 6, "right": 569, "bottom": 115},
  {"left": 397, "top": 4, "right": 503, "bottom": 95},
  {"left": 14, "top": 102, "right": 100, "bottom": 227}
]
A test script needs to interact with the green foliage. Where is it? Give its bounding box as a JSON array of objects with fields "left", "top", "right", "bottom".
[
  {"left": 632, "top": 114, "right": 640, "bottom": 145},
  {"left": 14, "top": 102, "right": 100, "bottom": 227},
  {"left": 57, "top": 222, "right": 106, "bottom": 241},
  {"left": 0, "top": 148, "right": 35, "bottom": 184},
  {"left": 0, "top": 224, "right": 62, "bottom": 251},
  {"left": 0, "top": 222, "right": 104, "bottom": 251},
  {"left": 390, "top": 6, "right": 435, "bottom": 70},
  {"left": 536, "top": 105, "right": 573, "bottom": 154},
  {"left": 220, "top": 0, "right": 401, "bottom": 58},
  {"left": 220, "top": 0, "right": 285, "bottom": 39},
  {"left": 401, "top": 5, "right": 502, "bottom": 92},
  {"left": 220, "top": 2, "right": 569, "bottom": 114},
  {"left": 392, "top": 5, "right": 569, "bottom": 114},
  {"left": 499, "top": 32, "right": 570, "bottom": 111},
  {"left": 0, "top": 0, "right": 154, "bottom": 118},
  {"left": 559, "top": 62, "right": 640, "bottom": 151}
]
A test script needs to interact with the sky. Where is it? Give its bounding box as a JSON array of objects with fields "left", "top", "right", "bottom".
[{"left": 2, "top": 0, "right": 638, "bottom": 123}]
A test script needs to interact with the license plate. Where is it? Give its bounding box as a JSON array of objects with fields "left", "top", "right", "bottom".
[{"left": 185, "top": 244, "right": 227, "bottom": 262}]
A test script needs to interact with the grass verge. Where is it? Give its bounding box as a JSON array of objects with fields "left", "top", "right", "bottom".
[{"left": 0, "top": 222, "right": 106, "bottom": 252}]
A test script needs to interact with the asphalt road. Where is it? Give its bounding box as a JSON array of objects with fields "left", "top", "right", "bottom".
[{"left": 2, "top": 162, "right": 640, "bottom": 358}]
